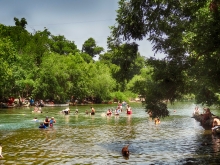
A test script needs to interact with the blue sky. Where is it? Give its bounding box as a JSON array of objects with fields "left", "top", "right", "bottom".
[{"left": 0, "top": 0, "right": 165, "bottom": 59}]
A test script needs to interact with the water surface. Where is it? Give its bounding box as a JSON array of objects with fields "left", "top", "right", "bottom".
[{"left": 0, "top": 102, "right": 220, "bottom": 165}]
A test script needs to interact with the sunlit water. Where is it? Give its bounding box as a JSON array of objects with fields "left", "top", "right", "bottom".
[{"left": 0, "top": 102, "right": 220, "bottom": 165}]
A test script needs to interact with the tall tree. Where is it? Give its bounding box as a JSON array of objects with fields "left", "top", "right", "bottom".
[
  {"left": 82, "top": 37, "right": 104, "bottom": 58},
  {"left": 100, "top": 40, "right": 145, "bottom": 91}
]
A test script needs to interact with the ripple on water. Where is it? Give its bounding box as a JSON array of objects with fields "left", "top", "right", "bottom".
[{"left": 1, "top": 104, "right": 220, "bottom": 164}]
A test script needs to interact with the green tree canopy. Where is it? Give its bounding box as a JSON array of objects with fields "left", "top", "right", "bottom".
[
  {"left": 100, "top": 40, "right": 145, "bottom": 91},
  {"left": 49, "top": 35, "right": 79, "bottom": 55},
  {"left": 0, "top": 38, "right": 17, "bottom": 97},
  {"left": 82, "top": 37, "right": 104, "bottom": 58}
]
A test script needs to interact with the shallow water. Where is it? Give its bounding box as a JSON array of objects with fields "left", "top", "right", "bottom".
[{"left": 0, "top": 102, "right": 220, "bottom": 165}]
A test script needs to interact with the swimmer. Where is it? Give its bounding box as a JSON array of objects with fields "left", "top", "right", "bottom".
[
  {"left": 39, "top": 122, "right": 46, "bottom": 129},
  {"left": 33, "top": 117, "right": 38, "bottom": 122}
]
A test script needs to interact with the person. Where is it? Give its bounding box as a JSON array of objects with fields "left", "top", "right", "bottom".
[
  {"left": 75, "top": 109, "right": 79, "bottom": 114},
  {"left": 117, "top": 106, "right": 122, "bottom": 113},
  {"left": 106, "top": 109, "right": 112, "bottom": 116},
  {"left": 34, "top": 106, "right": 38, "bottom": 112},
  {"left": 39, "top": 122, "right": 46, "bottom": 129},
  {"left": 62, "top": 108, "right": 70, "bottom": 115},
  {"left": 85, "top": 110, "right": 89, "bottom": 115},
  {"left": 193, "top": 106, "right": 200, "bottom": 115},
  {"left": 122, "top": 101, "right": 127, "bottom": 107},
  {"left": 155, "top": 117, "right": 160, "bottom": 124},
  {"left": 126, "top": 104, "right": 132, "bottom": 115},
  {"left": 202, "top": 108, "right": 212, "bottom": 125},
  {"left": 49, "top": 117, "right": 56, "bottom": 127},
  {"left": 30, "top": 98, "right": 35, "bottom": 106},
  {"left": 33, "top": 117, "right": 38, "bottom": 122},
  {"left": 33, "top": 106, "right": 42, "bottom": 113},
  {"left": 91, "top": 107, "right": 95, "bottom": 115},
  {"left": 115, "top": 108, "right": 120, "bottom": 115},
  {"left": 118, "top": 102, "right": 122, "bottom": 111},
  {"left": 147, "top": 110, "right": 153, "bottom": 117},
  {"left": 44, "top": 117, "right": 50, "bottom": 127},
  {"left": 212, "top": 117, "right": 220, "bottom": 133}
]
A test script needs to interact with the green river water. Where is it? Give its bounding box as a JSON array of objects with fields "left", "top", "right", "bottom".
[{"left": 0, "top": 102, "right": 220, "bottom": 165}]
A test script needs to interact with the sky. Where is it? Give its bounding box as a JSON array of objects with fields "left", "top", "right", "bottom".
[{"left": 0, "top": 0, "right": 165, "bottom": 59}]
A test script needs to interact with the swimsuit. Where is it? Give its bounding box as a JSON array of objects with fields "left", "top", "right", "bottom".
[{"left": 50, "top": 120, "right": 54, "bottom": 127}]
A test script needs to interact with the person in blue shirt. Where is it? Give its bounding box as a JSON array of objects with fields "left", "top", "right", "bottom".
[
  {"left": 39, "top": 122, "right": 46, "bottom": 129},
  {"left": 49, "top": 117, "right": 56, "bottom": 127}
]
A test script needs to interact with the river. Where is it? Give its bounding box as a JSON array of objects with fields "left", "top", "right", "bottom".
[{"left": 0, "top": 102, "right": 220, "bottom": 165}]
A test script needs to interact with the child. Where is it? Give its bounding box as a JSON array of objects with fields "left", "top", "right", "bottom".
[{"left": 49, "top": 117, "right": 56, "bottom": 127}]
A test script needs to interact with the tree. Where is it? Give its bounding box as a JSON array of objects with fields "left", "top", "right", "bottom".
[
  {"left": 14, "top": 17, "right": 27, "bottom": 29},
  {"left": 100, "top": 40, "right": 145, "bottom": 91},
  {"left": 0, "top": 38, "right": 17, "bottom": 98},
  {"left": 49, "top": 35, "right": 79, "bottom": 55},
  {"left": 111, "top": 0, "right": 220, "bottom": 117},
  {"left": 82, "top": 37, "right": 104, "bottom": 58},
  {"left": 25, "top": 28, "right": 51, "bottom": 66},
  {"left": 0, "top": 19, "right": 30, "bottom": 54}
]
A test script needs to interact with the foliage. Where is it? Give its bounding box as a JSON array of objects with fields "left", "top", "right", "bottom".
[
  {"left": 14, "top": 17, "right": 27, "bottom": 29},
  {"left": 111, "top": 0, "right": 220, "bottom": 117},
  {"left": 110, "top": 91, "right": 128, "bottom": 103},
  {"left": 89, "top": 61, "right": 116, "bottom": 102},
  {"left": 82, "top": 37, "right": 104, "bottom": 58},
  {"left": 0, "top": 37, "right": 17, "bottom": 97},
  {"left": 31, "top": 52, "right": 115, "bottom": 103},
  {"left": 49, "top": 35, "right": 79, "bottom": 55},
  {"left": 101, "top": 40, "right": 145, "bottom": 91},
  {"left": 0, "top": 17, "right": 142, "bottom": 105}
]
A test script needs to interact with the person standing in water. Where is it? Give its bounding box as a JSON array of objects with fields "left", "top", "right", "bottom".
[
  {"left": 49, "top": 117, "right": 56, "bottom": 127},
  {"left": 126, "top": 104, "right": 132, "bottom": 114},
  {"left": 91, "top": 107, "right": 95, "bottom": 115},
  {"left": 44, "top": 117, "right": 50, "bottom": 127},
  {"left": 106, "top": 109, "right": 112, "bottom": 116}
]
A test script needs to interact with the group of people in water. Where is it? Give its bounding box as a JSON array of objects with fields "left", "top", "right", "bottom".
[
  {"left": 32, "top": 115, "right": 56, "bottom": 129},
  {"left": 105, "top": 104, "right": 132, "bottom": 116},
  {"left": 33, "top": 101, "right": 135, "bottom": 129}
]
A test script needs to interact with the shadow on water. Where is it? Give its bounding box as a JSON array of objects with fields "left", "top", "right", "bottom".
[{"left": 0, "top": 102, "right": 220, "bottom": 164}]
